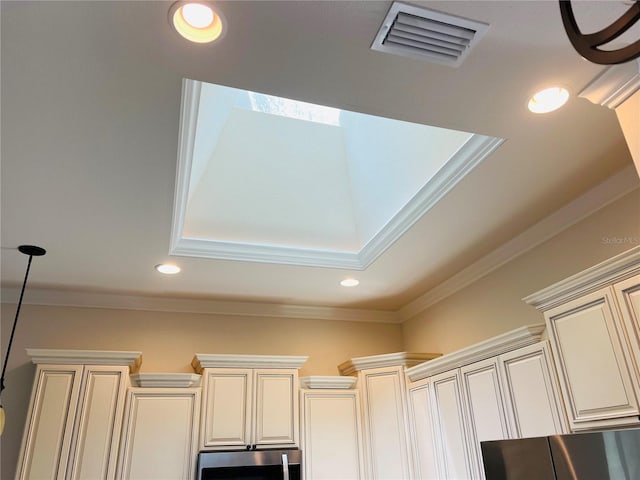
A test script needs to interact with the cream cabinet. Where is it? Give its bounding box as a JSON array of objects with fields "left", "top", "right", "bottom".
[
  {"left": 16, "top": 349, "right": 141, "bottom": 480},
  {"left": 115, "top": 374, "right": 201, "bottom": 480},
  {"left": 299, "top": 376, "right": 365, "bottom": 480},
  {"left": 192, "top": 354, "right": 308, "bottom": 451},
  {"left": 339, "top": 352, "right": 439, "bottom": 480},
  {"left": 525, "top": 247, "right": 640, "bottom": 431},
  {"left": 406, "top": 378, "right": 440, "bottom": 480},
  {"left": 406, "top": 325, "right": 566, "bottom": 480}
]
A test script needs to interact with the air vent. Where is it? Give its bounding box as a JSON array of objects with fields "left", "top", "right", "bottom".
[{"left": 371, "top": 2, "right": 489, "bottom": 67}]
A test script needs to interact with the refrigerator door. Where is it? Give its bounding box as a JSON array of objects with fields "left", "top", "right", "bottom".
[
  {"left": 550, "top": 429, "right": 640, "bottom": 480},
  {"left": 481, "top": 437, "right": 556, "bottom": 480}
]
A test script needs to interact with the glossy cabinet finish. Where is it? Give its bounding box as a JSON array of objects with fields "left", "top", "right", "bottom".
[
  {"left": 301, "top": 389, "right": 365, "bottom": 480},
  {"left": 116, "top": 388, "right": 201, "bottom": 480}
]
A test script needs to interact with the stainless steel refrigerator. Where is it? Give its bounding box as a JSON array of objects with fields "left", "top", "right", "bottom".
[{"left": 481, "top": 428, "right": 640, "bottom": 479}]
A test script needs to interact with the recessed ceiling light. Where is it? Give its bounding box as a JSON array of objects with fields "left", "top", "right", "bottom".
[
  {"left": 169, "top": 2, "right": 225, "bottom": 44},
  {"left": 155, "top": 264, "right": 181, "bottom": 275},
  {"left": 340, "top": 278, "right": 359, "bottom": 287},
  {"left": 528, "top": 87, "right": 570, "bottom": 114}
]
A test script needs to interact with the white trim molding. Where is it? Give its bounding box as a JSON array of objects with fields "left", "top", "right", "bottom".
[
  {"left": 130, "top": 373, "right": 201, "bottom": 388},
  {"left": 299, "top": 376, "right": 357, "bottom": 389},
  {"left": 405, "top": 324, "right": 546, "bottom": 382},
  {"left": 399, "top": 165, "right": 640, "bottom": 321},
  {"left": 338, "top": 352, "right": 441, "bottom": 376},
  {"left": 191, "top": 354, "right": 309, "bottom": 372},
  {"left": 26, "top": 348, "right": 143, "bottom": 373},
  {"left": 523, "top": 245, "right": 640, "bottom": 312},
  {"left": 579, "top": 59, "right": 640, "bottom": 109}
]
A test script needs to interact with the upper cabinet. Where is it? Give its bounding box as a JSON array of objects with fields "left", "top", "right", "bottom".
[
  {"left": 406, "top": 325, "right": 566, "bottom": 480},
  {"left": 525, "top": 246, "right": 640, "bottom": 431},
  {"left": 192, "top": 354, "right": 308, "bottom": 451},
  {"left": 339, "top": 352, "right": 440, "bottom": 480},
  {"left": 16, "top": 349, "right": 141, "bottom": 480}
]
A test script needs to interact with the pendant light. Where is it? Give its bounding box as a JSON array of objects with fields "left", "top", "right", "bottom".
[{"left": 0, "top": 245, "right": 46, "bottom": 435}]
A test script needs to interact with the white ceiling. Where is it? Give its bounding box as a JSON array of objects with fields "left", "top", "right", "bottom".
[{"left": 1, "top": 1, "right": 637, "bottom": 320}]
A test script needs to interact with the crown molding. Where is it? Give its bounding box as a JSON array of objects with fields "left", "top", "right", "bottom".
[
  {"left": 579, "top": 59, "right": 640, "bottom": 109},
  {"left": 130, "top": 373, "right": 201, "bottom": 388},
  {"left": 338, "top": 352, "right": 441, "bottom": 376},
  {"left": 0, "top": 287, "right": 400, "bottom": 323},
  {"left": 406, "top": 324, "right": 545, "bottom": 382},
  {"left": 192, "top": 354, "right": 309, "bottom": 373},
  {"left": 26, "top": 348, "right": 142, "bottom": 373},
  {"left": 399, "top": 165, "right": 639, "bottom": 321},
  {"left": 523, "top": 245, "right": 640, "bottom": 312},
  {"left": 299, "top": 376, "right": 357, "bottom": 389}
]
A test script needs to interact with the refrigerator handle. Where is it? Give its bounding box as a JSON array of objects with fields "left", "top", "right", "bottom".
[{"left": 282, "top": 453, "right": 289, "bottom": 480}]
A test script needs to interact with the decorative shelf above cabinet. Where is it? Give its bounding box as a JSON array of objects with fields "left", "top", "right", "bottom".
[
  {"left": 25, "top": 348, "right": 142, "bottom": 372},
  {"left": 130, "top": 373, "right": 201, "bottom": 388},
  {"left": 300, "top": 376, "right": 357, "bottom": 389},
  {"left": 406, "top": 324, "right": 545, "bottom": 382},
  {"left": 338, "top": 352, "right": 441, "bottom": 376},
  {"left": 192, "top": 354, "right": 308, "bottom": 372}
]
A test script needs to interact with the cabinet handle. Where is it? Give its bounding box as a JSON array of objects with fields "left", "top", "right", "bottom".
[
  {"left": 282, "top": 453, "right": 289, "bottom": 480},
  {"left": 246, "top": 445, "right": 251, "bottom": 450}
]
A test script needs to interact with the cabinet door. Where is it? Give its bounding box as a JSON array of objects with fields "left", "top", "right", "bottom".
[
  {"left": 200, "top": 369, "right": 252, "bottom": 449},
  {"left": 499, "top": 341, "right": 567, "bottom": 438},
  {"left": 406, "top": 378, "right": 440, "bottom": 480},
  {"left": 67, "top": 365, "right": 129, "bottom": 480},
  {"left": 614, "top": 274, "right": 640, "bottom": 395},
  {"left": 430, "top": 369, "right": 473, "bottom": 480},
  {"left": 545, "top": 287, "right": 639, "bottom": 430},
  {"left": 301, "top": 389, "right": 365, "bottom": 480},
  {"left": 16, "top": 364, "right": 83, "bottom": 480},
  {"left": 359, "top": 366, "right": 412, "bottom": 480},
  {"left": 460, "top": 358, "right": 511, "bottom": 480},
  {"left": 254, "top": 369, "right": 298, "bottom": 447},
  {"left": 116, "top": 388, "right": 201, "bottom": 480}
]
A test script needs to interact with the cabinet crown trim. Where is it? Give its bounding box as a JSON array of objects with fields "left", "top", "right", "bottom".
[
  {"left": 406, "top": 324, "right": 545, "bottom": 381},
  {"left": 130, "top": 373, "right": 201, "bottom": 388},
  {"left": 26, "top": 348, "right": 143, "bottom": 372},
  {"left": 523, "top": 245, "right": 640, "bottom": 311},
  {"left": 299, "top": 376, "right": 357, "bottom": 389},
  {"left": 338, "top": 352, "right": 441, "bottom": 376},
  {"left": 191, "top": 354, "right": 308, "bottom": 372}
]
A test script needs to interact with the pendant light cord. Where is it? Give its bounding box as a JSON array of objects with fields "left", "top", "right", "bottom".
[{"left": 0, "top": 254, "right": 34, "bottom": 400}]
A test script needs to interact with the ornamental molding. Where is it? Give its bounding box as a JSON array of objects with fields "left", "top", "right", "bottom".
[
  {"left": 192, "top": 354, "right": 309, "bottom": 373},
  {"left": 130, "top": 373, "right": 201, "bottom": 388},
  {"left": 405, "top": 324, "right": 545, "bottom": 382},
  {"left": 579, "top": 59, "right": 640, "bottom": 109},
  {"left": 523, "top": 245, "right": 640, "bottom": 312},
  {"left": 26, "top": 348, "right": 142, "bottom": 373},
  {"left": 299, "top": 376, "right": 357, "bottom": 389},
  {"left": 338, "top": 352, "right": 441, "bottom": 376}
]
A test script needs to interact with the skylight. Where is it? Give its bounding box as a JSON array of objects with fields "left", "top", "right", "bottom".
[
  {"left": 171, "top": 79, "right": 504, "bottom": 269},
  {"left": 247, "top": 91, "right": 341, "bottom": 126}
]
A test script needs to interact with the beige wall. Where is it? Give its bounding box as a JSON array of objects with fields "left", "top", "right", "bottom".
[
  {"left": 0, "top": 305, "right": 402, "bottom": 479},
  {"left": 616, "top": 89, "right": 640, "bottom": 179},
  {"left": 403, "top": 187, "right": 640, "bottom": 354}
]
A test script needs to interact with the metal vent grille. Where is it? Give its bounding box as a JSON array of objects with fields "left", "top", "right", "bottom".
[{"left": 371, "top": 2, "right": 489, "bottom": 67}]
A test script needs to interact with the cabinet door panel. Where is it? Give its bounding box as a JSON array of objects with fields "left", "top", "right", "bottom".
[
  {"left": 614, "top": 274, "right": 640, "bottom": 394},
  {"left": 360, "top": 367, "right": 412, "bottom": 480},
  {"left": 68, "top": 366, "right": 129, "bottom": 480},
  {"left": 546, "top": 288, "right": 639, "bottom": 429},
  {"left": 430, "top": 370, "right": 473, "bottom": 480},
  {"left": 16, "top": 365, "right": 83, "bottom": 480},
  {"left": 407, "top": 379, "right": 440, "bottom": 480},
  {"left": 301, "top": 390, "right": 365, "bottom": 480},
  {"left": 460, "top": 358, "right": 510, "bottom": 479},
  {"left": 201, "top": 369, "right": 252, "bottom": 448},
  {"left": 117, "top": 388, "right": 200, "bottom": 480},
  {"left": 254, "top": 369, "right": 298, "bottom": 447},
  {"left": 499, "top": 341, "right": 567, "bottom": 438}
]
